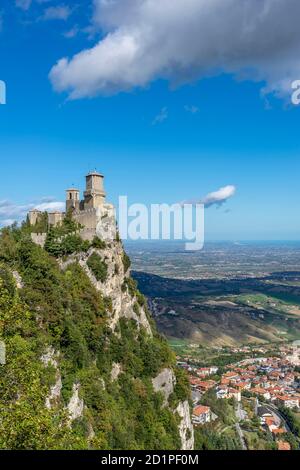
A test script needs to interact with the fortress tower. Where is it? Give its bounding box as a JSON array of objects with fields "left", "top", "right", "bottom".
[
  {"left": 83, "top": 172, "right": 106, "bottom": 209},
  {"left": 28, "top": 209, "right": 42, "bottom": 226},
  {"left": 66, "top": 188, "right": 80, "bottom": 212}
]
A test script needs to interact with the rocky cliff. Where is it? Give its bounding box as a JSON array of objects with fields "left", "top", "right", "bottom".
[{"left": 0, "top": 220, "right": 194, "bottom": 450}]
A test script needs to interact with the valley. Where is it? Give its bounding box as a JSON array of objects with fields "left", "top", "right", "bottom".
[{"left": 129, "top": 242, "right": 300, "bottom": 347}]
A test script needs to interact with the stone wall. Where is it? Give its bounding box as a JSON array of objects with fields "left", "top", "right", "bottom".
[
  {"left": 73, "top": 208, "right": 98, "bottom": 231},
  {"left": 31, "top": 233, "right": 47, "bottom": 248},
  {"left": 48, "top": 212, "right": 64, "bottom": 227}
]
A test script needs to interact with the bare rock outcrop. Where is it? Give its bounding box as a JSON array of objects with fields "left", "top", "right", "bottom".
[
  {"left": 176, "top": 400, "right": 194, "bottom": 451},
  {"left": 152, "top": 368, "right": 194, "bottom": 450},
  {"left": 41, "top": 347, "right": 62, "bottom": 409},
  {"left": 111, "top": 362, "right": 122, "bottom": 382},
  {"left": 12, "top": 271, "right": 24, "bottom": 289},
  {"left": 67, "top": 383, "right": 84, "bottom": 423},
  {"left": 152, "top": 368, "right": 176, "bottom": 407},
  {"left": 59, "top": 242, "right": 153, "bottom": 337}
]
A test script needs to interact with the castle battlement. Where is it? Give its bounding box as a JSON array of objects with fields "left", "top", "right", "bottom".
[
  {"left": 73, "top": 208, "right": 97, "bottom": 217},
  {"left": 31, "top": 233, "right": 47, "bottom": 248}
]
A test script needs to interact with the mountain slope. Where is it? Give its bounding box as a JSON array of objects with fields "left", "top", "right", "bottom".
[
  {"left": 0, "top": 224, "right": 193, "bottom": 450},
  {"left": 133, "top": 271, "right": 300, "bottom": 347}
]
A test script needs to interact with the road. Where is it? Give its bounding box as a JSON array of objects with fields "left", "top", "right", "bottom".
[
  {"left": 235, "top": 422, "right": 247, "bottom": 450},
  {"left": 262, "top": 402, "right": 292, "bottom": 434},
  {"left": 235, "top": 402, "right": 248, "bottom": 450}
]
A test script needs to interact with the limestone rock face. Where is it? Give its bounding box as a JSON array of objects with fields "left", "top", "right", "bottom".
[
  {"left": 41, "top": 347, "right": 62, "bottom": 410},
  {"left": 152, "top": 368, "right": 176, "bottom": 407},
  {"left": 152, "top": 368, "right": 195, "bottom": 450},
  {"left": 67, "top": 384, "right": 84, "bottom": 423},
  {"left": 41, "top": 347, "right": 58, "bottom": 368},
  {"left": 176, "top": 400, "right": 194, "bottom": 451},
  {"left": 46, "top": 375, "right": 62, "bottom": 410},
  {"left": 59, "top": 242, "right": 153, "bottom": 337}
]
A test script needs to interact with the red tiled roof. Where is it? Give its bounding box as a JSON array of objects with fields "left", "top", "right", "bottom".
[
  {"left": 278, "top": 441, "right": 291, "bottom": 451},
  {"left": 272, "top": 428, "right": 286, "bottom": 435},
  {"left": 265, "top": 417, "right": 276, "bottom": 426},
  {"left": 193, "top": 405, "right": 210, "bottom": 417}
]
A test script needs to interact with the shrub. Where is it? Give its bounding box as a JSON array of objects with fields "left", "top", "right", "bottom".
[
  {"left": 61, "top": 235, "right": 86, "bottom": 255},
  {"left": 87, "top": 253, "right": 108, "bottom": 283},
  {"left": 122, "top": 252, "right": 131, "bottom": 273},
  {"left": 92, "top": 237, "right": 106, "bottom": 250},
  {"left": 133, "top": 302, "right": 140, "bottom": 316},
  {"left": 123, "top": 277, "right": 138, "bottom": 297},
  {"left": 136, "top": 291, "right": 147, "bottom": 307}
]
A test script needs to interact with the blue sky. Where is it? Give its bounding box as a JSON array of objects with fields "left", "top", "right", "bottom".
[{"left": 1, "top": 0, "right": 300, "bottom": 240}]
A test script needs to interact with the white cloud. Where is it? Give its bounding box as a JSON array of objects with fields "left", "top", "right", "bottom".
[
  {"left": 152, "top": 107, "right": 168, "bottom": 125},
  {"left": 183, "top": 185, "right": 236, "bottom": 208},
  {"left": 50, "top": 0, "right": 300, "bottom": 100},
  {"left": 201, "top": 185, "right": 236, "bottom": 208},
  {"left": 0, "top": 199, "right": 65, "bottom": 227},
  {"left": 42, "top": 5, "right": 72, "bottom": 21},
  {"left": 35, "top": 201, "right": 65, "bottom": 212}
]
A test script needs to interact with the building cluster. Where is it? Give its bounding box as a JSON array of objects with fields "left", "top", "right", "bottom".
[{"left": 178, "top": 344, "right": 300, "bottom": 437}]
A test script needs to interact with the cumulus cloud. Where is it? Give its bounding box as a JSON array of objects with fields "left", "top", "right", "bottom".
[
  {"left": 0, "top": 199, "right": 65, "bottom": 227},
  {"left": 201, "top": 185, "right": 236, "bottom": 208},
  {"left": 183, "top": 185, "right": 236, "bottom": 208},
  {"left": 49, "top": 0, "right": 300, "bottom": 100},
  {"left": 152, "top": 107, "right": 168, "bottom": 125}
]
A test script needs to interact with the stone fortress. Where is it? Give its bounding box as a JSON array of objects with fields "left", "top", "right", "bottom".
[{"left": 29, "top": 172, "right": 115, "bottom": 244}]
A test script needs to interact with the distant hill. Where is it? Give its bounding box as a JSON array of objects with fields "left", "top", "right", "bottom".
[{"left": 133, "top": 271, "right": 300, "bottom": 347}]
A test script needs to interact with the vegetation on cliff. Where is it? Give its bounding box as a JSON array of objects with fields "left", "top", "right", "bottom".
[{"left": 0, "top": 223, "right": 189, "bottom": 450}]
